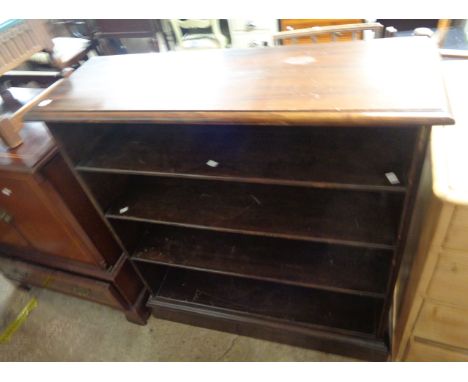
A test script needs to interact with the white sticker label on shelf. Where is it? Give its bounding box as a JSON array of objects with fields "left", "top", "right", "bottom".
[
  {"left": 1, "top": 188, "right": 12, "bottom": 196},
  {"left": 119, "top": 206, "right": 129, "bottom": 214},
  {"left": 206, "top": 160, "right": 219, "bottom": 168},
  {"left": 385, "top": 172, "right": 400, "bottom": 185}
]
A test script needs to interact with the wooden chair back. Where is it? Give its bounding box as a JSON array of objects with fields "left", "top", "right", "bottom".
[
  {"left": 169, "top": 19, "right": 227, "bottom": 49},
  {"left": 273, "top": 23, "right": 384, "bottom": 45}
]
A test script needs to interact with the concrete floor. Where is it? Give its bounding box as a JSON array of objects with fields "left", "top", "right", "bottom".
[{"left": 0, "top": 273, "right": 356, "bottom": 361}]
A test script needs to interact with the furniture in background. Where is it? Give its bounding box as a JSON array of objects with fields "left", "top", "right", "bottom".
[
  {"left": 28, "top": 36, "right": 92, "bottom": 69},
  {"left": 376, "top": 19, "right": 468, "bottom": 57},
  {"left": 0, "top": 29, "right": 148, "bottom": 321},
  {"left": 27, "top": 37, "right": 452, "bottom": 361},
  {"left": 92, "top": 19, "right": 166, "bottom": 54},
  {"left": 393, "top": 59, "right": 468, "bottom": 361},
  {"left": 278, "top": 19, "right": 366, "bottom": 44},
  {"left": 273, "top": 22, "right": 384, "bottom": 45},
  {"left": 0, "top": 19, "right": 92, "bottom": 148},
  {"left": 0, "top": 70, "right": 67, "bottom": 148},
  {"left": 0, "top": 19, "right": 54, "bottom": 148},
  {"left": 169, "top": 19, "right": 227, "bottom": 50},
  {"left": 228, "top": 19, "right": 279, "bottom": 48},
  {"left": 0, "top": 89, "right": 148, "bottom": 324},
  {"left": 0, "top": 20, "right": 53, "bottom": 74},
  {"left": 375, "top": 19, "right": 445, "bottom": 43}
]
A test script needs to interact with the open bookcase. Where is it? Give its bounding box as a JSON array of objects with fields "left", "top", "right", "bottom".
[
  {"left": 46, "top": 121, "right": 426, "bottom": 360},
  {"left": 29, "top": 37, "right": 452, "bottom": 360}
]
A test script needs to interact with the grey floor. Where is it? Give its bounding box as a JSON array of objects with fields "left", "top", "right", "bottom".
[{"left": 0, "top": 273, "right": 356, "bottom": 361}]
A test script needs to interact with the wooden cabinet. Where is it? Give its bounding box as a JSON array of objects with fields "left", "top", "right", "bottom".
[
  {"left": 28, "top": 37, "right": 452, "bottom": 361},
  {"left": 0, "top": 121, "right": 148, "bottom": 324},
  {"left": 0, "top": 170, "right": 106, "bottom": 267},
  {"left": 393, "top": 60, "right": 468, "bottom": 361}
]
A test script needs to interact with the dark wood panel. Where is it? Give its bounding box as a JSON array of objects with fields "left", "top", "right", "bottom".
[
  {"left": 0, "top": 221, "right": 29, "bottom": 248},
  {"left": 106, "top": 177, "right": 403, "bottom": 249},
  {"left": 151, "top": 268, "right": 383, "bottom": 336},
  {"left": 0, "top": 242, "right": 123, "bottom": 281},
  {"left": 29, "top": 38, "right": 453, "bottom": 126},
  {"left": 0, "top": 255, "right": 123, "bottom": 309},
  {"left": 132, "top": 261, "right": 168, "bottom": 295},
  {"left": 77, "top": 124, "right": 413, "bottom": 191},
  {"left": 125, "top": 289, "right": 151, "bottom": 325},
  {"left": 151, "top": 304, "right": 388, "bottom": 361},
  {"left": 377, "top": 126, "right": 430, "bottom": 336},
  {"left": 132, "top": 225, "right": 391, "bottom": 297},
  {"left": 78, "top": 171, "right": 129, "bottom": 212},
  {"left": 45, "top": 122, "right": 112, "bottom": 166},
  {"left": 0, "top": 171, "right": 104, "bottom": 267},
  {"left": 113, "top": 259, "right": 146, "bottom": 306},
  {"left": 41, "top": 154, "right": 122, "bottom": 267}
]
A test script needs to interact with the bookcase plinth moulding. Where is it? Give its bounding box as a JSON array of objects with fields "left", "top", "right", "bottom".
[{"left": 28, "top": 37, "right": 453, "bottom": 361}]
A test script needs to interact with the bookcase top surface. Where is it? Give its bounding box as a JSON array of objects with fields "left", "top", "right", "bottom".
[{"left": 28, "top": 37, "right": 453, "bottom": 126}]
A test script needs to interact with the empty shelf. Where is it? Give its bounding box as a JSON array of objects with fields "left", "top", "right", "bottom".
[
  {"left": 77, "top": 124, "right": 414, "bottom": 191},
  {"left": 149, "top": 268, "right": 383, "bottom": 336},
  {"left": 106, "top": 177, "right": 403, "bottom": 249},
  {"left": 132, "top": 225, "right": 391, "bottom": 297}
]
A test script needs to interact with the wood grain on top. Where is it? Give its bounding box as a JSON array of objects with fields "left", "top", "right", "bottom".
[
  {"left": 0, "top": 122, "right": 56, "bottom": 171},
  {"left": 28, "top": 37, "right": 453, "bottom": 126}
]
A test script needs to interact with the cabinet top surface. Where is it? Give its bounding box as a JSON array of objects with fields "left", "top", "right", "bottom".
[
  {"left": 0, "top": 121, "right": 55, "bottom": 172},
  {"left": 28, "top": 37, "right": 452, "bottom": 126},
  {"left": 0, "top": 87, "right": 56, "bottom": 171}
]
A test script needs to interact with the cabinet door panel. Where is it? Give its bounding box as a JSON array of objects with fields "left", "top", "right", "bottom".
[{"left": 0, "top": 172, "right": 104, "bottom": 267}]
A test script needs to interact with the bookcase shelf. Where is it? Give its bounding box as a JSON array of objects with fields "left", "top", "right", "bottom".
[
  {"left": 147, "top": 267, "right": 383, "bottom": 337},
  {"left": 131, "top": 225, "right": 391, "bottom": 298},
  {"left": 76, "top": 124, "right": 414, "bottom": 192},
  {"left": 104, "top": 176, "right": 403, "bottom": 249}
]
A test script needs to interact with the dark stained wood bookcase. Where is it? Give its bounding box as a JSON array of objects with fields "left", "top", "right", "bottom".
[{"left": 28, "top": 37, "right": 453, "bottom": 360}]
